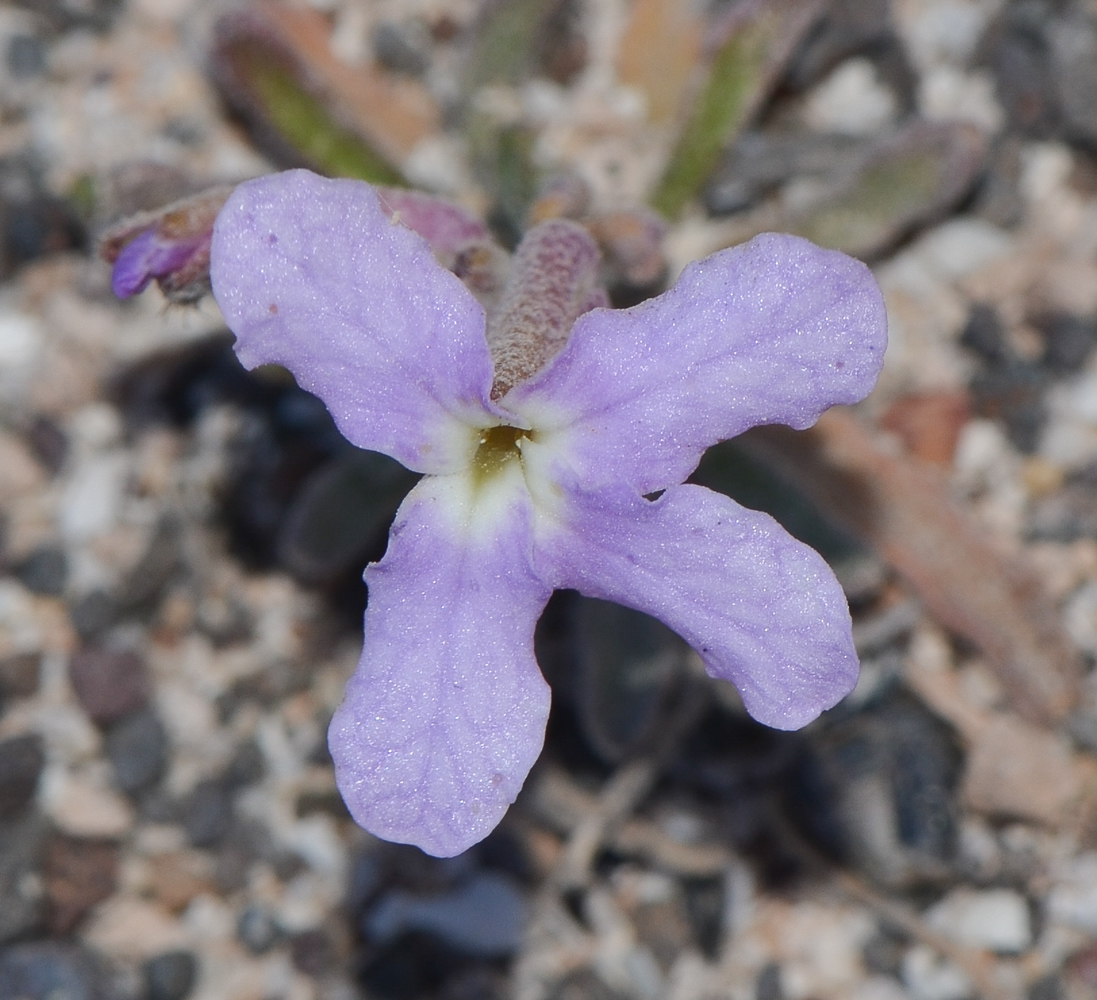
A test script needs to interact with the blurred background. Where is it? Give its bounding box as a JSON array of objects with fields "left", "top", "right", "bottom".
[{"left": 1, "top": 0, "right": 1097, "bottom": 997}]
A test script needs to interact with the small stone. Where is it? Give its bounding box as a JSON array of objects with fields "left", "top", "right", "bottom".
[
  {"left": 69, "top": 646, "right": 150, "bottom": 726},
  {"left": 802, "top": 58, "right": 898, "bottom": 136},
  {"left": 0, "top": 651, "right": 41, "bottom": 699},
  {"left": 6, "top": 35, "right": 46, "bottom": 78},
  {"left": 143, "top": 950, "right": 198, "bottom": 1000},
  {"left": 925, "top": 887, "right": 1031, "bottom": 953},
  {"left": 44, "top": 767, "right": 135, "bottom": 838},
  {"left": 1048, "top": 12, "right": 1097, "bottom": 146},
  {"left": 82, "top": 896, "right": 189, "bottom": 962},
  {"left": 961, "top": 716, "right": 1082, "bottom": 826},
  {"left": 365, "top": 871, "right": 528, "bottom": 958},
  {"left": 1047, "top": 853, "right": 1097, "bottom": 935},
  {"left": 0, "top": 942, "right": 104, "bottom": 1000},
  {"left": 144, "top": 849, "right": 216, "bottom": 913},
  {"left": 0, "top": 734, "right": 45, "bottom": 820},
  {"left": 289, "top": 927, "right": 336, "bottom": 978},
  {"left": 44, "top": 833, "right": 120, "bottom": 934},
  {"left": 237, "top": 905, "right": 281, "bottom": 954},
  {"left": 16, "top": 545, "right": 68, "bottom": 595},
  {"left": 223, "top": 738, "right": 265, "bottom": 788},
  {"left": 0, "top": 810, "right": 48, "bottom": 943},
  {"left": 372, "top": 21, "right": 431, "bottom": 76},
  {"left": 0, "top": 431, "right": 46, "bottom": 503},
  {"left": 105, "top": 709, "right": 168, "bottom": 796},
  {"left": 69, "top": 591, "right": 120, "bottom": 641},
  {"left": 183, "top": 778, "right": 232, "bottom": 848},
  {"left": 25, "top": 415, "right": 67, "bottom": 475},
  {"left": 901, "top": 944, "right": 971, "bottom": 1000}
]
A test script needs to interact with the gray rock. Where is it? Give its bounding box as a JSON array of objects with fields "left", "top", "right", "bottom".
[
  {"left": 0, "top": 733, "right": 45, "bottom": 820},
  {"left": 105, "top": 710, "right": 167, "bottom": 796},
  {"left": 68, "top": 647, "right": 149, "bottom": 727},
  {"left": 143, "top": 951, "right": 197, "bottom": 1000},
  {"left": 0, "top": 942, "right": 106, "bottom": 1000},
  {"left": 365, "top": 871, "right": 528, "bottom": 958},
  {"left": 0, "top": 811, "right": 47, "bottom": 943}
]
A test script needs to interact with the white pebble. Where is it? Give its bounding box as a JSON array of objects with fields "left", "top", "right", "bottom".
[
  {"left": 802, "top": 58, "right": 898, "bottom": 135},
  {"left": 902, "top": 944, "right": 971, "bottom": 1000},
  {"left": 926, "top": 887, "right": 1031, "bottom": 952}
]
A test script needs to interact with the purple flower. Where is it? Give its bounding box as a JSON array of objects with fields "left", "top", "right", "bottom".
[{"left": 209, "top": 169, "right": 887, "bottom": 858}]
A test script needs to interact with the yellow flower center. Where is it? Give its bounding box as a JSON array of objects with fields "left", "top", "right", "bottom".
[{"left": 472, "top": 425, "right": 528, "bottom": 489}]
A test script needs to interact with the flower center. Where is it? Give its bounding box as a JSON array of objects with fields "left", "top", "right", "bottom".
[{"left": 472, "top": 424, "right": 528, "bottom": 488}]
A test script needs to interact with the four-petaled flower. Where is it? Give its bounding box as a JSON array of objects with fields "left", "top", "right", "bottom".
[{"left": 209, "top": 169, "right": 887, "bottom": 857}]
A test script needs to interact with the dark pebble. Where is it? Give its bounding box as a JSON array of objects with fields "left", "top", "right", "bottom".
[
  {"left": 24, "top": 415, "right": 68, "bottom": 474},
  {"left": 0, "top": 733, "right": 45, "bottom": 820},
  {"left": 0, "top": 195, "right": 85, "bottom": 277},
  {"left": 223, "top": 738, "right": 265, "bottom": 788},
  {"left": 545, "top": 969, "right": 627, "bottom": 1000},
  {"left": 0, "top": 810, "right": 48, "bottom": 943},
  {"left": 0, "top": 651, "right": 41, "bottom": 700},
  {"left": 788, "top": 692, "right": 962, "bottom": 887},
  {"left": 289, "top": 928, "right": 335, "bottom": 978},
  {"left": 7, "top": 34, "right": 45, "bottom": 78},
  {"left": 237, "top": 905, "right": 281, "bottom": 954},
  {"left": 16, "top": 545, "right": 68, "bottom": 595},
  {"left": 1039, "top": 312, "right": 1097, "bottom": 372},
  {"left": 372, "top": 21, "right": 431, "bottom": 76},
  {"left": 0, "top": 941, "right": 104, "bottom": 1000},
  {"left": 184, "top": 778, "right": 233, "bottom": 848},
  {"left": 755, "top": 962, "right": 784, "bottom": 1000},
  {"left": 105, "top": 709, "right": 167, "bottom": 796},
  {"left": 143, "top": 950, "right": 197, "bottom": 1000},
  {"left": 1028, "top": 972, "right": 1064, "bottom": 1000},
  {"left": 69, "top": 591, "right": 119, "bottom": 641},
  {"left": 44, "top": 834, "right": 120, "bottom": 935},
  {"left": 69, "top": 646, "right": 150, "bottom": 726},
  {"left": 1050, "top": 8, "right": 1097, "bottom": 146}
]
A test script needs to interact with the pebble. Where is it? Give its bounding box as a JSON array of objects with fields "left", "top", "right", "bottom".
[
  {"left": 183, "top": 778, "right": 233, "bottom": 848},
  {"left": 82, "top": 895, "right": 189, "bottom": 962},
  {"left": 58, "top": 451, "right": 130, "bottom": 543},
  {"left": 0, "top": 306, "right": 43, "bottom": 403},
  {"left": 1048, "top": 11, "right": 1097, "bottom": 146},
  {"left": 0, "top": 649, "right": 41, "bottom": 698},
  {"left": 105, "top": 708, "right": 168, "bottom": 796},
  {"left": 0, "top": 732, "right": 45, "bottom": 819},
  {"left": 0, "top": 810, "right": 48, "bottom": 943},
  {"left": 802, "top": 58, "right": 898, "bottom": 136},
  {"left": 1047, "top": 853, "right": 1097, "bottom": 935},
  {"left": 925, "top": 886, "right": 1031, "bottom": 952},
  {"left": 144, "top": 950, "right": 198, "bottom": 1000},
  {"left": 0, "top": 941, "right": 104, "bottom": 1000},
  {"left": 43, "top": 832, "right": 120, "bottom": 934},
  {"left": 365, "top": 871, "right": 528, "bottom": 958},
  {"left": 961, "top": 716, "right": 1082, "bottom": 826},
  {"left": 6, "top": 34, "right": 45, "bottom": 78},
  {"left": 237, "top": 904, "right": 282, "bottom": 954},
  {"left": 143, "top": 849, "right": 217, "bottom": 913},
  {"left": 901, "top": 944, "right": 971, "bottom": 1000},
  {"left": 42, "top": 765, "right": 135, "bottom": 838},
  {"left": 791, "top": 692, "right": 961, "bottom": 887},
  {"left": 0, "top": 430, "right": 46, "bottom": 503},
  {"left": 68, "top": 646, "right": 150, "bottom": 726},
  {"left": 15, "top": 545, "right": 69, "bottom": 596}
]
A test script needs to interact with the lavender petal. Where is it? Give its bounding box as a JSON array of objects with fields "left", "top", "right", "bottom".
[
  {"left": 210, "top": 170, "right": 503, "bottom": 475},
  {"left": 329, "top": 477, "right": 552, "bottom": 857},
  {"left": 536, "top": 481, "right": 859, "bottom": 729},
  {"left": 507, "top": 232, "right": 887, "bottom": 495}
]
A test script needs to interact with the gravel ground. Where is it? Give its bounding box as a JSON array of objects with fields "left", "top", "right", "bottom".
[{"left": 3, "top": 0, "right": 1097, "bottom": 998}]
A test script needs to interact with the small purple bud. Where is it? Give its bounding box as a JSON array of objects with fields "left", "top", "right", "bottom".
[
  {"left": 110, "top": 228, "right": 201, "bottom": 298},
  {"left": 100, "top": 186, "right": 231, "bottom": 304}
]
